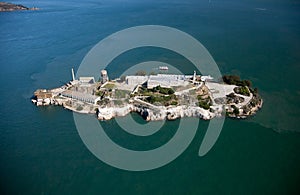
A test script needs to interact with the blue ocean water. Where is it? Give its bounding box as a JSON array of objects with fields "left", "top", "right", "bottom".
[{"left": 0, "top": 0, "right": 300, "bottom": 194}]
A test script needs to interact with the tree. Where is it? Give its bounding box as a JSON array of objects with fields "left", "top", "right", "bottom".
[
  {"left": 171, "top": 101, "right": 178, "bottom": 105},
  {"left": 232, "top": 105, "right": 239, "bottom": 115},
  {"left": 223, "top": 75, "right": 252, "bottom": 87},
  {"left": 167, "top": 88, "right": 175, "bottom": 95},
  {"left": 135, "top": 70, "right": 147, "bottom": 76}
]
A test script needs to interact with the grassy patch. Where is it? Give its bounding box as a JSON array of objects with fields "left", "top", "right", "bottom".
[
  {"left": 103, "top": 83, "right": 115, "bottom": 89},
  {"left": 76, "top": 105, "right": 83, "bottom": 111},
  {"left": 113, "top": 100, "right": 124, "bottom": 106},
  {"left": 115, "top": 89, "right": 130, "bottom": 99},
  {"left": 95, "top": 91, "right": 104, "bottom": 96},
  {"left": 138, "top": 86, "right": 174, "bottom": 96},
  {"left": 145, "top": 94, "right": 177, "bottom": 106}
]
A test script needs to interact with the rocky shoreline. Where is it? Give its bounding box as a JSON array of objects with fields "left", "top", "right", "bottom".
[
  {"left": 0, "top": 2, "right": 39, "bottom": 12},
  {"left": 96, "top": 103, "right": 217, "bottom": 121}
]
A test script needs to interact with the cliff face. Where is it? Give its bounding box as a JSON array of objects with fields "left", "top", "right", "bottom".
[
  {"left": 97, "top": 104, "right": 216, "bottom": 121},
  {"left": 0, "top": 2, "right": 38, "bottom": 12}
]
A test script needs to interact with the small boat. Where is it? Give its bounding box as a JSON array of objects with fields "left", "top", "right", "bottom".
[{"left": 159, "top": 66, "right": 168, "bottom": 70}]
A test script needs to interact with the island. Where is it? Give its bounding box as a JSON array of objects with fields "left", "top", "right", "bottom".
[
  {"left": 0, "top": 2, "right": 38, "bottom": 12},
  {"left": 32, "top": 69, "right": 263, "bottom": 121}
]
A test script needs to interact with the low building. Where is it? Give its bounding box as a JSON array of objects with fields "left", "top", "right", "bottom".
[
  {"left": 125, "top": 75, "right": 149, "bottom": 86},
  {"left": 200, "top": 75, "right": 214, "bottom": 82},
  {"left": 61, "top": 90, "right": 100, "bottom": 104},
  {"left": 33, "top": 89, "right": 53, "bottom": 106},
  {"left": 34, "top": 89, "right": 53, "bottom": 100},
  {"left": 147, "top": 74, "right": 186, "bottom": 89},
  {"left": 125, "top": 72, "right": 207, "bottom": 89},
  {"left": 79, "top": 77, "right": 95, "bottom": 85}
]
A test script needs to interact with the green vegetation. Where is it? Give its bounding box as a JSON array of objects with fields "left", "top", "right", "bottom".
[
  {"left": 170, "top": 101, "right": 178, "bottom": 105},
  {"left": 135, "top": 70, "right": 147, "bottom": 76},
  {"left": 234, "top": 86, "right": 250, "bottom": 96},
  {"left": 198, "top": 101, "right": 210, "bottom": 110},
  {"left": 95, "top": 91, "right": 104, "bottom": 96},
  {"left": 113, "top": 100, "right": 124, "bottom": 106},
  {"left": 76, "top": 105, "right": 83, "bottom": 111},
  {"left": 232, "top": 105, "right": 240, "bottom": 115},
  {"left": 149, "top": 71, "right": 156, "bottom": 75},
  {"left": 114, "top": 89, "right": 130, "bottom": 99},
  {"left": 222, "top": 75, "right": 252, "bottom": 87},
  {"left": 138, "top": 85, "right": 175, "bottom": 96},
  {"left": 152, "top": 85, "right": 175, "bottom": 95},
  {"left": 197, "top": 95, "right": 212, "bottom": 110},
  {"left": 137, "top": 85, "right": 178, "bottom": 106},
  {"left": 97, "top": 98, "right": 110, "bottom": 105},
  {"left": 146, "top": 94, "right": 177, "bottom": 106},
  {"left": 226, "top": 92, "right": 235, "bottom": 98},
  {"left": 103, "top": 83, "right": 115, "bottom": 89}
]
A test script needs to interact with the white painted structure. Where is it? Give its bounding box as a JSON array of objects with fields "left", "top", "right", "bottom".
[
  {"left": 61, "top": 90, "right": 100, "bottom": 104},
  {"left": 147, "top": 74, "right": 186, "bottom": 89},
  {"left": 124, "top": 71, "right": 211, "bottom": 89},
  {"left": 79, "top": 77, "right": 95, "bottom": 85},
  {"left": 125, "top": 75, "right": 149, "bottom": 86},
  {"left": 101, "top": 70, "right": 109, "bottom": 83},
  {"left": 201, "top": 75, "right": 214, "bottom": 82}
]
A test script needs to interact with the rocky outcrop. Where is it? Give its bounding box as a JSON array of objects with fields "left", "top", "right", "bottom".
[
  {"left": 98, "top": 105, "right": 133, "bottom": 120},
  {"left": 0, "top": 2, "right": 38, "bottom": 12},
  {"left": 97, "top": 104, "right": 215, "bottom": 121}
]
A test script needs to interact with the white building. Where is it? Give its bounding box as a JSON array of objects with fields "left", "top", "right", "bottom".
[
  {"left": 61, "top": 90, "right": 100, "bottom": 104},
  {"left": 124, "top": 71, "right": 207, "bottom": 89},
  {"left": 125, "top": 75, "right": 149, "bottom": 86},
  {"left": 147, "top": 74, "right": 186, "bottom": 89},
  {"left": 79, "top": 77, "right": 95, "bottom": 84}
]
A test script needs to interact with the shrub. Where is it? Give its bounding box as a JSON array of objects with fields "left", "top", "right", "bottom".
[
  {"left": 234, "top": 86, "right": 250, "bottom": 96},
  {"left": 232, "top": 105, "right": 239, "bottom": 115},
  {"left": 223, "top": 75, "right": 252, "bottom": 87},
  {"left": 76, "top": 105, "right": 83, "bottom": 111},
  {"left": 168, "top": 88, "right": 175, "bottom": 95},
  {"left": 171, "top": 101, "right": 178, "bottom": 105},
  {"left": 198, "top": 100, "right": 210, "bottom": 110},
  {"left": 135, "top": 70, "right": 147, "bottom": 76},
  {"left": 104, "top": 83, "right": 115, "bottom": 89},
  {"left": 95, "top": 91, "right": 103, "bottom": 96}
]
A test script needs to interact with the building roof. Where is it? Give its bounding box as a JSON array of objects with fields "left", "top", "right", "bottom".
[
  {"left": 34, "top": 89, "right": 53, "bottom": 99},
  {"left": 61, "top": 90, "right": 100, "bottom": 104},
  {"left": 79, "top": 77, "right": 95, "bottom": 84}
]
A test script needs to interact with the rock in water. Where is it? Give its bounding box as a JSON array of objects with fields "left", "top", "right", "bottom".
[{"left": 0, "top": 2, "right": 38, "bottom": 12}]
